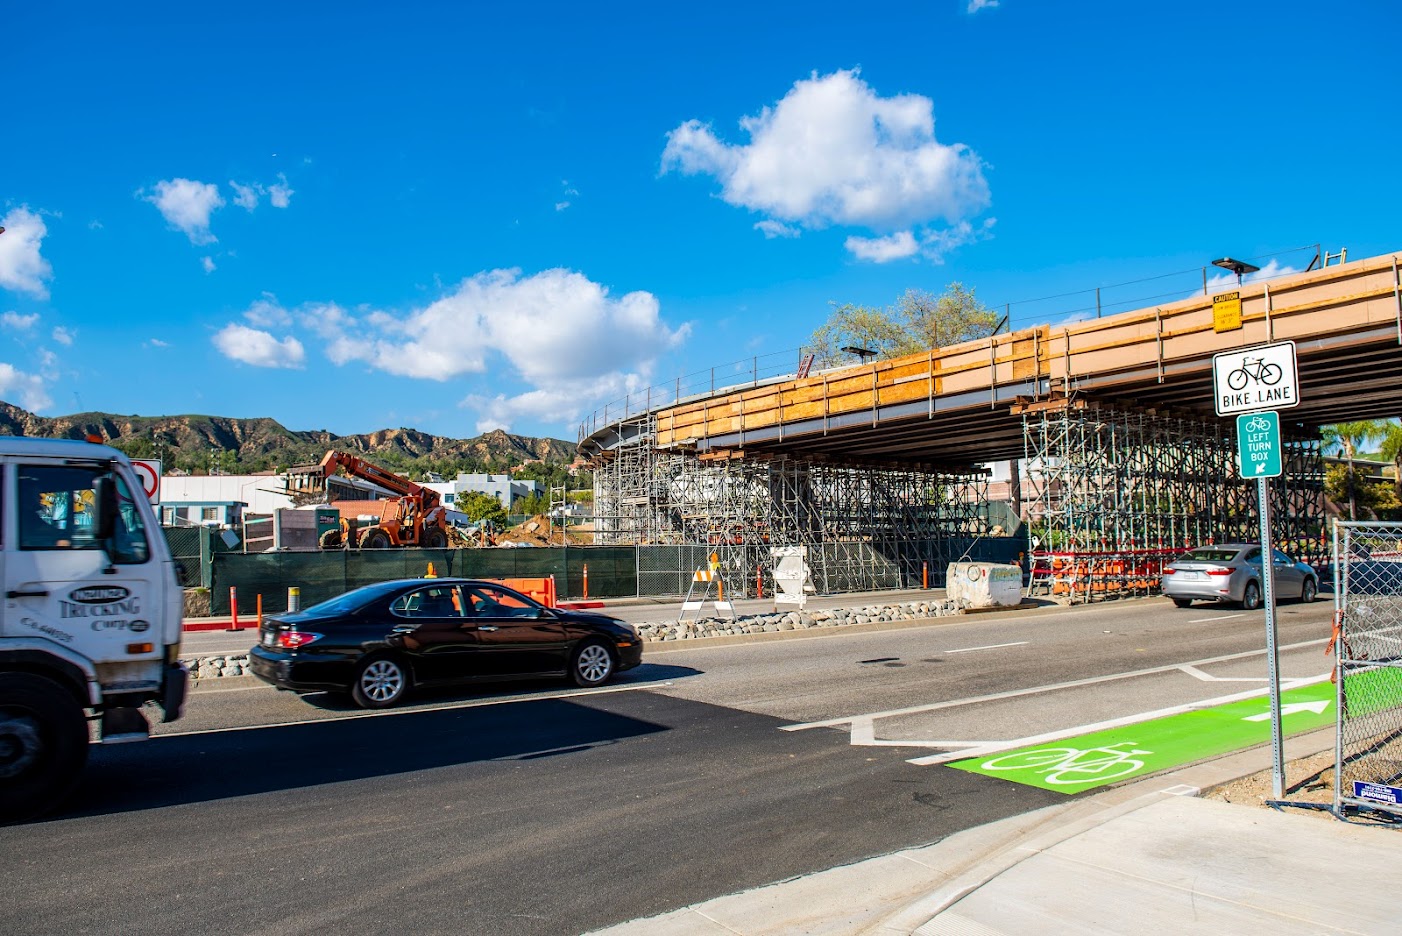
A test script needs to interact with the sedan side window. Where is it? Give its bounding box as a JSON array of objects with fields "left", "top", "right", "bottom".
[
  {"left": 1243, "top": 548, "right": 1263, "bottom": 564},
  {"left": 390, "top": 585, "right": 463, "bottom": 618},
  {"left": 1272, "top": 549, "right": 1292, "bottom": 564},
  {"left": 464, "top": 585, "right": 539, "bottom": 618}
]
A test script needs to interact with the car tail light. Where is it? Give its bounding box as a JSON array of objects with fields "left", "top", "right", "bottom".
[
  {"left": 277, "top": 631, "right": 322, "bottom": 649},
  {"left": 1206, "top": 568, "right": 1233, "bottom": 576},
  {"left": 1163, "top": 568, "right": 1176, "bottom": 575}
]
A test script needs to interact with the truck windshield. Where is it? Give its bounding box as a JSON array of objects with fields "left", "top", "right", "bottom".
[{"left": 18, "top": 464, "right": 150, "bottom": 563}]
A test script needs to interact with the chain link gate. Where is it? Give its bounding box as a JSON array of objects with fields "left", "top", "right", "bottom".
[{"left": 1333, "top": 520, "right": 1402, "bottom": 817}]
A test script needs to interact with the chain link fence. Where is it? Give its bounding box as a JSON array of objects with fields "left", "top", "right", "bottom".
[{"left": 1333, "top": 521, "right": 1402, "bottom": 817}]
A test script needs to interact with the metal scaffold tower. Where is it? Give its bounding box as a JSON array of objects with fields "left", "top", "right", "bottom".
[
  {"left": 591, "top": 414, "right": 1001, "bottom": 597},
  {"left": 1022, "top": 402, "right": 1323, "bottom": 602}
]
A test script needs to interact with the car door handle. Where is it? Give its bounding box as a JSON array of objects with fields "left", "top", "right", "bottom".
[{"left": 6, "top": 590, "right": 48, "bottom": 599}]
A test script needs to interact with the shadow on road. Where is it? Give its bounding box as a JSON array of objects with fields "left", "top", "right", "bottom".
[{"left": 50, "top": 696, "right": 670, "bottom": 822}]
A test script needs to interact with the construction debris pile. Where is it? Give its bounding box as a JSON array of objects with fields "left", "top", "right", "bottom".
[{"left": 496, "top": 515, "right": 593, "bottom": 547}]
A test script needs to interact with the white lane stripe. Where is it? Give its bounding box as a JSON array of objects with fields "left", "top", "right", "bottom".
[
  {"left": 905, "top": 672, "right": 1332, "bottom": 765},
  {"left": 1189, "top": 613, "right": 1245, "bottom": 623},
  {"left": 946, "top": 641, "right": 1028, "bottom": 654},
  {"left": 158, "top": 682, "right": 668, "bottom": 738},
  {"left": 781, "top": 637, "right": 1330, "bottom": 731}
]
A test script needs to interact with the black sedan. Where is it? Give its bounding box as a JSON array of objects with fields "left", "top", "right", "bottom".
[{"left": 249, "top": 578, "right": 643, "bottom": 708}]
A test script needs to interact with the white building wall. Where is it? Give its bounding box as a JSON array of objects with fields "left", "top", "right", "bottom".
[{"left": 161, "top": 475, "right": 296, "bottom": 515}]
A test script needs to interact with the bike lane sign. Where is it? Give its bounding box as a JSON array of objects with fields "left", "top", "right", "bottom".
[
  {"left": 1212, "top": 340, "right": 1299, "bottom": 416},
  {"left": 947, "top": 679, "right": 1334, "bottom": 794}
]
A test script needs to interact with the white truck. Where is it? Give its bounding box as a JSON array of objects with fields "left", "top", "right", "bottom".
[{"left": 0, "top": 437, "right": 187, "bottom": 820}]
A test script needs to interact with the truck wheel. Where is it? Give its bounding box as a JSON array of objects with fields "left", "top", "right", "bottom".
[
  {"left": 361, "top": 529, "right": 391, "bottom": 549},
  {"left": 319, "top": 529, "right": 343, "bottom": 549},
  {"left": 0, "top": 673, "right": 89, "bottom": 822},
  {"left": 423, "top": 528, "right": 447, "bottom": 549}
]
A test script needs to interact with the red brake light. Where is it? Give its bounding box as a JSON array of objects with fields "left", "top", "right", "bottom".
[
  {"left": 277, "top": 631, "right": 322, "bottom": 649},
  {"left": 1206, "top": 568, "right": 1233, "bottom": 576},
  {"left": 1163, "top": 569, "right": 1176, "bottom": 575}
]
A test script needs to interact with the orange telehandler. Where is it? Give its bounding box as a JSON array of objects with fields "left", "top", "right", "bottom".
[{"left": 296, "top": 451, "right": 454, "bottom": 549}]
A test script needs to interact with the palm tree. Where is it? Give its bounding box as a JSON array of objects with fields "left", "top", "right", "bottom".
[
  {"left": 1322, "top": 420, "right": 1388, "bottom": 519},
  {"left": 1380, "top": 421, "right": 1402, "bottom": 502}
]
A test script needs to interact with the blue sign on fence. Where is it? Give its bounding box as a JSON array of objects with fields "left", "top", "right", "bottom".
[{"left": 1353, "top": 781, "right": 1402, "bottom": 806}]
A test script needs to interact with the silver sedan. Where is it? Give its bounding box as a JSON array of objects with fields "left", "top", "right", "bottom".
[{"left": 1161, "top": 543, "right": 1318, "bottom": 609}]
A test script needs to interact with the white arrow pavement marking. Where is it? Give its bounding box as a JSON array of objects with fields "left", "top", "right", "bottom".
[{"left": 1242, "top": 700, "right": 1330, "bottom": 721}]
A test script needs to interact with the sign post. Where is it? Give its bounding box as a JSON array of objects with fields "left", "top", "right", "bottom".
[{"left": 1215, "top": 343, "right": 1300, "bottom": 801}]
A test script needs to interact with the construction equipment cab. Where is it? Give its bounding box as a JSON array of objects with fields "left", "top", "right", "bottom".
[{"left": 0, "top": 437, "right": 187, "bottom": 820}]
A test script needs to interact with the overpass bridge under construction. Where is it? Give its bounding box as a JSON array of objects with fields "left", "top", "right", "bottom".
[{"left": 579, "top": 251, "right": 1402, "bottom": 601}]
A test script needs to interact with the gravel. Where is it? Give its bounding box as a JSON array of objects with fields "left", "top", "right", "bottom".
[{"left": 183, "top": 598, "right": 962, "bottom": 679}]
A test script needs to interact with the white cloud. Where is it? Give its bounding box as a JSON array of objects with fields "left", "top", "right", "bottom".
[
  {"left": 51, "top": 326, "right": 73, "bottom": 346},
  {"left": 662, "top": 69, "right": 991, "bottom": 246},
  {"left": 968, "top": 0, "right": 999, "bottom": 12},
  {"left": 0, "top": 207, "right": 55, "bottom": 299},
  {"left": 754, "top": 220, "right": 800, "bottom": 239},
  {"left": 145, "top": 338, "right": 169, "bottom": 349},
  {"left": 845, "top": 231, "right": 919, "bottom": 262},
  {"left": 230, "top": 181, "right": 261, "bottom": 211},
  {"left": 212, "top": 323, "right": 305, "bottom": 368},
  {"left": 0, "top": 362, "right": 52, "bottom": 411},
  {"left": 243, "top": 294, "right": 292, "bottom": 328},
  {"left": 201, "top": 256, "right": 216, "bottom": 273},
  {"left": 144, "top": 178, "right": 225, "bottom": 244},
  {"left": 2, "top": 311, "right": 39, "bottom": 330},
  {"left": 267, "top": 174, "right": 294, "bottom": 208},
  {"left": 309, "top": 268, "right": 688, "bottom": 427}
]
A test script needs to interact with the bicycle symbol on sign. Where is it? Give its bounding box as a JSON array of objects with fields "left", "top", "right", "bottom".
[
  {"left": 978, "top": 741, "right": 1153, "bottom": 785},
  {"left": 1227, "top": 355, "right": 1283, "bottom": 391},
  {"left": 1243, "top": 415, "right": 1272, "bottom": 433}
]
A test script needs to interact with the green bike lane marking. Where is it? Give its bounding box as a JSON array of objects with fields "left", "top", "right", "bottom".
[{"left": 948, "top": 679, "right": 1336, "bottom": 795}]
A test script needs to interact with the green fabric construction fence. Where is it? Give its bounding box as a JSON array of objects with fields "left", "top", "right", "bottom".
[{"left": 209, "top": 547, "right": 638, "bottom": 615}]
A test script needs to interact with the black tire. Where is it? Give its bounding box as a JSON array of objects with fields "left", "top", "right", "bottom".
[
  {"left": 319, "top": 529, "right": 343, "bottom": 549},
  {"left": 1301, "top": 577, "right": 1317, "bottom": 604},
  {"left": 0, "top": 673, "right": 89, "bottom": 822},
  {"left": 350, "top": 656, "right": 411, "bottom": 709},
  {"left": 569, "top": 640, "right": 616, "bottom": 688},
  {"left": 422, "top": 528, "right": 447, "bottom": 549},
  {"left": 1172, "top": 598, "right": 1193, "bottom": 608},
  {"left": 1241, "top": 581, "right": 1262, "bottom": 611},
  {"left": 360, "top": 529, "right": 392, "bottom": 549}
]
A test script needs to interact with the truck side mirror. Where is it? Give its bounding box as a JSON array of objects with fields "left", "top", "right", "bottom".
[{"left": 94, "top": 476, "right": 118, "bottom": 541}]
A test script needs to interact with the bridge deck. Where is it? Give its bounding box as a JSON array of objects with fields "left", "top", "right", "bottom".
[{"left": 637, "top": 252, "right": 1402, "bottom": 468}]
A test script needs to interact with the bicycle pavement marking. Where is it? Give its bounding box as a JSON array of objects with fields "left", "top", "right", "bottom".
[{"left": 945, "top": 678, "right": 1336, "bottom": 794}]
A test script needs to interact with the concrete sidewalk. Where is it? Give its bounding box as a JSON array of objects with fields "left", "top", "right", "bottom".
[{"left": 588, "top": 729, "right": 1402, "bottom": 935}]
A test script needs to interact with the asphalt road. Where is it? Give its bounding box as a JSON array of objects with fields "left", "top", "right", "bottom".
[{"left": 0, "top": 595, "right": 1337, "bottom": 935}]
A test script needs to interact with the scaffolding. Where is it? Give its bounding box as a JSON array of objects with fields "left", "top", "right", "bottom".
[
  {"left": 1022, "top": 402, "right": 1324, "bottom": 602},
  {"left": 591, "top": 415, "right": 1001, "bottom": 597}
]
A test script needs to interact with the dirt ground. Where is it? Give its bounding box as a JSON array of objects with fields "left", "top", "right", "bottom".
[{"left": 1203, "top": 748, "right": 1339, "bottom": 819}]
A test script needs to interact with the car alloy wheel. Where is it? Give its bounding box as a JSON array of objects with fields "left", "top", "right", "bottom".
[
  {"left": 352, "top": 657, "right": 408, "bottom": 709},
  {"left": 571, "top": 641, "right": 615, "bottom": 688},
  {"left": 1242, "top": 581, "right": 1262, "bottom": 611},
  {"left": 1302, "top": 578, "right": 1317, "bottom": 603}
]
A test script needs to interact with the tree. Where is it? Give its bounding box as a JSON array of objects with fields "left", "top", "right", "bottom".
[
  {"left": 896, "top": 284, "right": 999, "bottom": 350},
  {"left": 1380, "top": 421, "right": 1402, "bottom": 501},
  {"left": 455, "top": 491, "right": 508, "bottom": 528},
  {"left": 807, "top": 283, "right": 1000, "bottom": 369},
  {"left": 1321, "top": 420, "right": 1388, "bottom": 520}
]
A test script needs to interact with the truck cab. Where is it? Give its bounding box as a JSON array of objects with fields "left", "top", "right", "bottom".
[{"left": 0, "top": 437, "right": 186, "bottom": 820}]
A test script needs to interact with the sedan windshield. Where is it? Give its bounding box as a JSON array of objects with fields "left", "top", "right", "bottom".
[{"left": 1181, "top": 548, "right": 1241, "bottom": 563}]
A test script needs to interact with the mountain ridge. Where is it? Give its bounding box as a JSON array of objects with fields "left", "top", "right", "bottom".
[{"left": 0, "top": 401, "right": 577, "bottom": 474}]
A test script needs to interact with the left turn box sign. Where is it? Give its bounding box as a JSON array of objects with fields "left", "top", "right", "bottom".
[{"left": 131, "top": 459, "right": 162, "bottom": 504}]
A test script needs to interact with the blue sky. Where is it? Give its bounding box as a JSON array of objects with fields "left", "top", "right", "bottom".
[{"left": 3, "top": 1, "right": 1399, "bottom": 444}]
